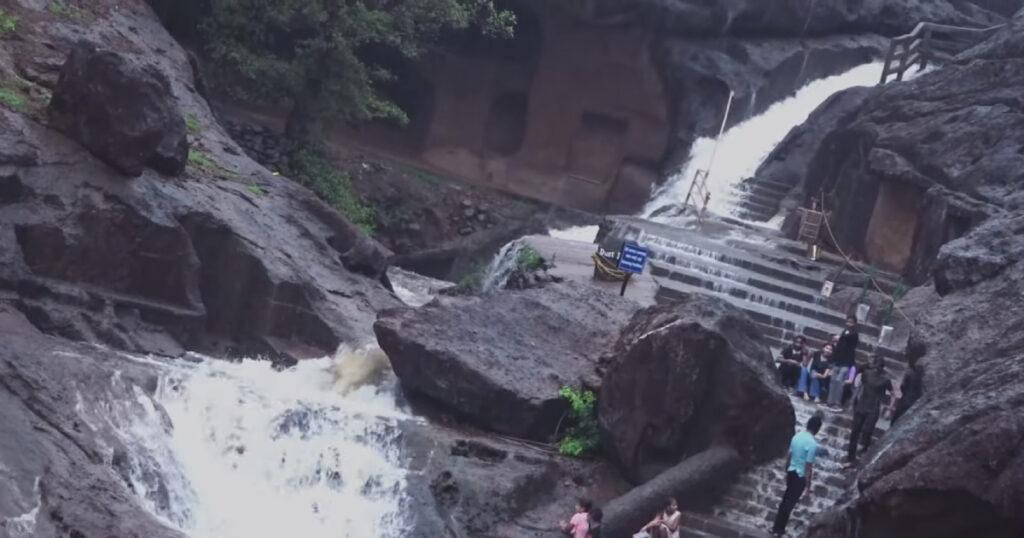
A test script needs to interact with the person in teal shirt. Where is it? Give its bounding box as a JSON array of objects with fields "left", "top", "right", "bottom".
[{"left": 771, "top": 415, "right": 822, "bottom": 536}]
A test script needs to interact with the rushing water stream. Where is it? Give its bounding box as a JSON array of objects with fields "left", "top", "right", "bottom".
[
  {"left": 643, "top": 62, "right": 884, "bottom": 221},
  {"left": 111, "top": 348, "right": 411, "bottom": 538}
]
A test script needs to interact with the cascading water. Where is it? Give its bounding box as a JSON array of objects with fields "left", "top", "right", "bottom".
[
  {"left": 642, "top": 62, "right": 885, "bottom": 221},
  {"left": 109, "top": 347, "right": 414, "bottom": 538}
]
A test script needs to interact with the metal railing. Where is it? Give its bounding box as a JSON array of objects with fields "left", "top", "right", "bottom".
[{"left": 880, "top": 22, "right": 1006, "bottom": 84}]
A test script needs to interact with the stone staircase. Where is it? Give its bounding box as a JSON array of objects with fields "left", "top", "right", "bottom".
[{"left": 603, "top": 215, "right": 903, "bottom": 536}]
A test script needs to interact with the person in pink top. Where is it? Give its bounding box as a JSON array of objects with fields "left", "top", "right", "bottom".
[{"left": 558, "top": 498, "right": 592, "bottom": 538}]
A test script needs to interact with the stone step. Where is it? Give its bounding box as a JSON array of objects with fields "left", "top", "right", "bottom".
[
  {"left": 735, "top": 198, "right": 778, "bottom": 219},
  {"left": 738, "top": 178, "right": 794, "bottom": 196},
  {"left": 736, "top": 189, "right": 785, "bottom": 210},
  {"left": 649, "top": 262, "right": 890, "bottom": 340},
  {"left": 682, "top": 512, "right": 771, "bottom": 538},
  {"left": 709, "top": 391, "right": 890, "bottom": 535},
  {"left": 647, "top": 246, "right": 832, "bottom": 308}
]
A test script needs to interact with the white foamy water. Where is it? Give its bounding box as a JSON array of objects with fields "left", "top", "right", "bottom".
[
  {"left": 642, "top": 62, "right": 884, "bottom": 220},
  {"left": 108, "top": 348, "right": 411, "bottom": 538},
  {"left": 547, "top": 225, "right": 599, "bottom": 244}
]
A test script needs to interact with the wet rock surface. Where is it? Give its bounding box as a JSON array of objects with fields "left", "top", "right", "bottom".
[
  {"left": 0, "top": 307, "right": 183, "bottom": 538},
  {"left": 598, "top": 294, "right": 794, "bottom": 483},
  {"left": 375, "top": 281, "right": 640, "bottom": 440},
  {"left": 0, "top": 7, "right": 400, "bottom": 362},
  {"left": 399, "top": 417, "right": 630, "bottom": 538}
]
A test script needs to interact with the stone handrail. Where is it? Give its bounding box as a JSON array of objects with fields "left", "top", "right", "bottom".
[{"left": 879, "top": 22, "right": 1006, "bottom": 84}]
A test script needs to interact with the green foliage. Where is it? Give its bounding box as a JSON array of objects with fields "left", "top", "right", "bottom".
[
  {"left": 286, "top": 148, "right": 376, "bottom": 233},
  {"left": 248, "top": 184, "right": 266, "bottom": 196},
  {"left": 516, "top": 246, "right": 544, "bottom": 272},
  {"left": 185, "top": 114, "right": 202, "bottom": 134},
  {"left": 0, "top": 9, "right": 18, "bottom": 36},
  {"left": 201, "top": 0, "right": 515, "bottom": 125},
  {"left": 48, "top": 0, "right": 88, "bottom": 19},
  {"left": 187, "top": 149, "right": 215, "bottom": 169},
  {"left": 0, "top": 87, "right": 25, "bottom": 110},
  {"left": 557, "top": 386, "right": 601, "bottom": 458}
]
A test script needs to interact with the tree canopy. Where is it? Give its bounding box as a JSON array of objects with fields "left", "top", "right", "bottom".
[{"left": 201, "top": 0, "right": 516, "bottom": 136}]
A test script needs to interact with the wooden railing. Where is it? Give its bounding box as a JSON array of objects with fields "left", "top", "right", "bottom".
[{"left": 879, "top": 22, "right": 1005, "bottom": 84}]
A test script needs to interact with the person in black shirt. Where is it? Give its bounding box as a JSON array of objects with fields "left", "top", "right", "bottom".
[
  {"left": 843, "top": 357, "right": 899, "bottom": 467},
  {"left": 827, "top": 315, "right": 860, "bottom": 411},
  {"left": 777, "top": 336, "right": 806, "bottom": 389}
]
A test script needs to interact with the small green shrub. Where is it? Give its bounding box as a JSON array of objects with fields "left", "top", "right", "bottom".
[
  {"left": 557, "top": 386, "right": 600, "bottom": 458},
  {"left": 516, "top": 246, "right": 544, "bottom": 272},
  {"left": 286, "top": 148, "right": 376, "bottom": 234},
  {"left": 0, "top": 87, "right": 25, "bottom": 110},
  {"left": 48, "top": 1, "right": 88, "bottom": 19},
  {"left": 187, "top": 149, "right": 214, "bottom": 169},
  {"left": 247, "top": 184, "right": 265, "bottom": 196},
  {"left": 185, "top": 115, "right": 202, "bottom": 134},
  {"left": 0, "top": 9, "right": 18, "bottom": 36},
  {"left": 451, "top": 265, "right": 485, "bottom": 295}
]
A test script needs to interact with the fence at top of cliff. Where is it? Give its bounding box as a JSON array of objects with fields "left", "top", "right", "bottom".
[{"left": 880, "top": 21, "right": 1007, "bottom": 84}]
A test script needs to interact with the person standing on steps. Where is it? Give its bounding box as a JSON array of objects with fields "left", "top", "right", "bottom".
[
  {"left": 828, "top": 315, "right": 860, "bottom": 411},
  {"left": 771, "top": 415, "right": 822, "bottom": 537},
  {"left": 777, "top": 336, "right": 806, "bottom": 389},
  {"left": 843, "top": 357, "right": 899, "bottom": 468}
]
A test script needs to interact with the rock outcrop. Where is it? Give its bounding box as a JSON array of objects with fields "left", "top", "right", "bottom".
[
  {"left": 0, "top": 307, "right": 183, "bottom": 538},
  {"left": 808, "top": 217, "right": 1024, "bottom": 538},
  {"left": 598, "top": 294, "right": 794, "bottom": 482},
  {"left": 375, "top": 281, "right": 639, "bottom": 440},
  {"left": 48, "top": 43, "right": 188, "bottom": 177},
  {"left": 802, "top": 14, "right": 1024, "bottom": 538},
  {"left": 0, "top": 4, "right": 399, "bottom": 362},
  {"left": 765, "top": 10, "right": 1024, "bottom": 282}
]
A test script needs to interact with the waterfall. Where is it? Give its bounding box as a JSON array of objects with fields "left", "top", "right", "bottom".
[
  {"left": 480, "top": 238, "right": 526, "bottom": 293},
  {"left": 642, "top": 62, "right": 885, "bottom": 221},
  {"left": 110, "top": 348, "right": 412, "bottom": 538}
]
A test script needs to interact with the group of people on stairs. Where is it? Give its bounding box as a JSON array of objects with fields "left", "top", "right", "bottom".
[{"left": 770, "top": 314, "right": 908, "bottom": 537}]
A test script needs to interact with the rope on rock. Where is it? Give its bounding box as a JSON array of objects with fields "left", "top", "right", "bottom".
[
  {"left": 817, "top": 192, "right": 916, "bottom": 327},
  {"left": 592, "top": 252, "right": 628, "bottom": 281}
]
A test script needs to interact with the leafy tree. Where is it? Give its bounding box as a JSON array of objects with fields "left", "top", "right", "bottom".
[{"left": 201, "top": 0, "right": 515, "bottom": 140}]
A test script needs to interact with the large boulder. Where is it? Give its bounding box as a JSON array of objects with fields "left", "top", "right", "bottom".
[
  {"left": 49, "top": 43, "right": 188, "bottom": 177},
  {"left": 598, "top": 294, "right": 794, "bottom": 482},
  {"left": 374, "top": 281, "right": 640, "bottom": 440}
]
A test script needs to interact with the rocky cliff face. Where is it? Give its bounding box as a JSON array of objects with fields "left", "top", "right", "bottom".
[
  {"left": 798, "top": 12, "right": 1024, "bottom": 538},
  {"left": 0, "top": 1, "right": 400, "bottom": 363},
  {"left": 0, "top": 3, "right": 407, "bottom": 533},
  {"left": 763, "top": 9, "right": 1024, "bottom": 283}
]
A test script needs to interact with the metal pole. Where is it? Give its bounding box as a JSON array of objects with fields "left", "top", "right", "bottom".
[
  {"left": 619, "top": 273, "right": 631, "bottom": 297},
  {"left": 705, "top": 90, "right": 735, "bottom": 175}
]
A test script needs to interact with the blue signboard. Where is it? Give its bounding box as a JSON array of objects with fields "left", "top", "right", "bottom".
[{"left": 617, "top": 242, "right": 649, "bottom": 274}]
